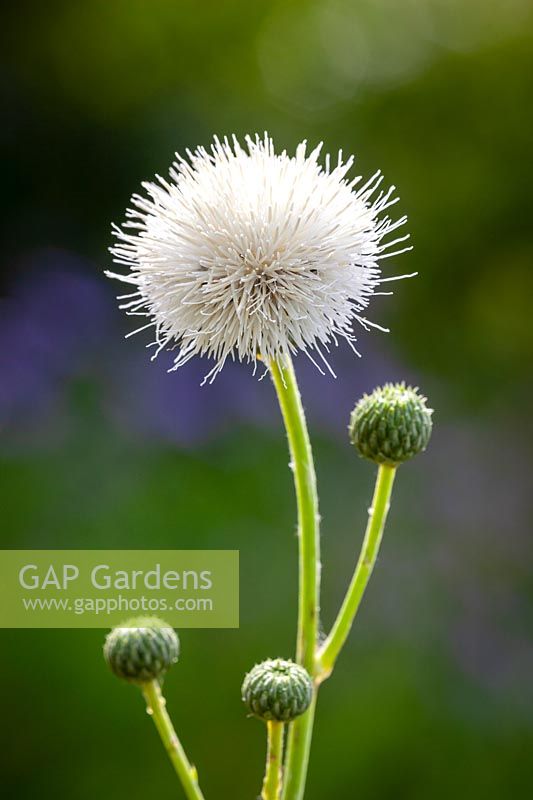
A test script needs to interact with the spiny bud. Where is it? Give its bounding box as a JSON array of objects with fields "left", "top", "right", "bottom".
[
  {"left": 241, "top": 658, "right": 313, "bottom": 722},
  {"left": 349, "top": 382, "right": 433, "bottom": 466},
  {"left": 104, "top": 617, "right": 180, "bottom": 684}
]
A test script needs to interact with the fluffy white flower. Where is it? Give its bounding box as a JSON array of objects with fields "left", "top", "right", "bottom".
[{"left": 107, "top": 134, "right": 412, "bottom": 382}]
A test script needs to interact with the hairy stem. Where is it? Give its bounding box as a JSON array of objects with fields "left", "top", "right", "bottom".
[
  {"left": 142, "top": 680, "right": 206, "bottom": 800},
  {"left": 317, "top": 464, "right": 396, "bottom": 677},
  {"left": 262, "top": 721, "right": 285, "bottom": 800},
  {"left": 269, "top": 355, "right": 320, "bottom": 800}
]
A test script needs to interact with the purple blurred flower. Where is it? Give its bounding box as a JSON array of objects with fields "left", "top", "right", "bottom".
[{"left": 0, "top": 248, "right": 113, "bottom": 435}]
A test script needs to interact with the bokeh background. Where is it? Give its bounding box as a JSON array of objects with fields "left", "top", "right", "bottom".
[{"left": 2, "top": 1, "right": 533, "bottom": 798}]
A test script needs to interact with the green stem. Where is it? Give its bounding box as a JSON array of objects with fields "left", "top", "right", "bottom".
[
  {"left": 317, "top": 464, "right": 396, "bottom": 678},
  {"left": 262, "top": 721, "right": 285, "bottom": 800},
  {"left": 281, "top": 695, "right": 316, "bottom": 800},
  {"left": 269, "top": 355, "right": 320, "bottom": 673},
  {"left": 269, "top": 355, "right": 320, "bottom": 800},
  {"left": 142, "top": 680, "right": 206, "bottom": 800}
]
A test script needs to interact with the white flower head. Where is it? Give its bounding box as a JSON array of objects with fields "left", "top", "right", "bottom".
[{"left": 107, "top": 134, "right": 412, "bottom": 383}]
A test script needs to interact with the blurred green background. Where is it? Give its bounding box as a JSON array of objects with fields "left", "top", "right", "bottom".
[{"left": 1, "top": 1, "right": 532, "bottom": 798}]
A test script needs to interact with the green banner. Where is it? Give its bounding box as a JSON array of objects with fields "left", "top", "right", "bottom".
[{"left": 0, "top": 550, "right": 239, "bottom": 628}]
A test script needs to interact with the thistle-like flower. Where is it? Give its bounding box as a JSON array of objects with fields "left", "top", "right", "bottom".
[{"left": 107, "top": 134, "right": 411, "bottom": 382}]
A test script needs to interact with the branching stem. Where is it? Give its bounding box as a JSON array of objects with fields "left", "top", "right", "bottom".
[
  {"left": 269, "top": 357, "right": 397, "bottom": 800},
  {"left": 269, "top": 355, "right": 320, "bottom": 800},
  {"left": 317, "top": 464, "right": 396, "bottom": 677}
]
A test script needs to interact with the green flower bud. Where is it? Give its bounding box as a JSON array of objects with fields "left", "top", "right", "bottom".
[
  {"left": 104, "top": 617, "right": 180, "bottom": 684},
  {"left": 241, "top": 658, "right": 313, "bottom": 722},
  {"left": 349, "top": 382, "right": 433, "bottom": 466}
]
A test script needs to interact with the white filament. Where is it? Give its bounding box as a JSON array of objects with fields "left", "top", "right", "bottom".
[{"left": 107, "top": 133, "right": 411, "bottom": 383}]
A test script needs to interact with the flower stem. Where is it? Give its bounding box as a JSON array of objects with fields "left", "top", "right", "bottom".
[
  {"left": 281, "top": 695, "right": 316, "bottom": 800},
  {"left": 317, "top": 464, "right": 396, "bottom": 678},
  {"left": 269, "top": 355, "right": 320, "bottom": 673},
  {"left": 262, "top": 721, "right": 285, "bottom": 800},
  {"left": 269, "top": 355, "right": 320, "bottom": 800},
  {"left": 142, "top": 680, "right": 206, "bottom": 800}
]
